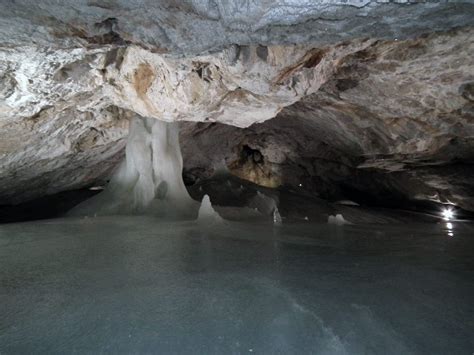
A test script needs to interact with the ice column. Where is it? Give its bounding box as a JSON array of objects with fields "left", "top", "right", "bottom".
[{"left": 69, "top": 117, "right": 196, "bottom": 217}]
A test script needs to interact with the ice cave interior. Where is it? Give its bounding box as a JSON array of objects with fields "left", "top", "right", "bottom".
[{"left": 0, "top": 1, "right": 473, "bottom": 354}]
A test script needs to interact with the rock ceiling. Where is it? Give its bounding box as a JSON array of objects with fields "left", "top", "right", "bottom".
[{"left": 0, "top": 1, "right": 473, "bottom": 211}]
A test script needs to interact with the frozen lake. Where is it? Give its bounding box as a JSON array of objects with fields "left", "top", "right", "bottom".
[{"left": 1, "top": 217, "right": 473, "bottom": 354}]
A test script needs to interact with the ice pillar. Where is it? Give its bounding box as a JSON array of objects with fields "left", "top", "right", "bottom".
[{"left": 70, "top": 117, "right": 196, "bottom": 218}]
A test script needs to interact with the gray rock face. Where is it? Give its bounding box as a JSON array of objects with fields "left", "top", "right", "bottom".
[
  {"left": 180, "top": 28, "right": 474, "bottom": 211},
  {"left": 0, "top": 1, "right": 474, "bottom": 212},
  {"left": 0, "top": 106, "right": 130, "bottom": 204},
  {"left": 1, "top": 1, "right": 473, "bottom": 54}
]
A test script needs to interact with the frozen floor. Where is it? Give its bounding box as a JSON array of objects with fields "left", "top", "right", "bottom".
[{"left": 0, "top": 217, "right": 473, "bottom": 354}]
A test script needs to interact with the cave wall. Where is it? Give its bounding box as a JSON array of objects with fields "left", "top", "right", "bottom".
[
  {"left": 0, "top": 1, "right": 473, "bottom": 212},
  {"left": 2, "top": 1, "right": 473, "bottom": 54},
  {"left": 180, "top": 28, "right": 474, "bottom": 211}
]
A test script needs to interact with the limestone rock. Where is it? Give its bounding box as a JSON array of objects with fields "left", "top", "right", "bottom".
[
  {"left": 0, "top": 1, "right": 473, "bottom": 213},
  {"left": 179, "top": 28, "right": 474, "bottom": 211},
  {"left": 1, "top": 1, "right": 473, "bottom": 54}
]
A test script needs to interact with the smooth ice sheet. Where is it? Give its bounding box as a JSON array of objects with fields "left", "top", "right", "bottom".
[{"left": 1, "top": 217, "right": 473, "bottom": 354}]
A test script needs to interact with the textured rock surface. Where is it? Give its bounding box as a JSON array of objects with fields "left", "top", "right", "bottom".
[
  {"left": 0, "top": 43, "right": 130, "bottom": 203},
  {"left": 0, "top": 1, "right": 474, "bottom": 211},
  {"left": 180, "top": 28, "right": 474, "bottom": 211},
  {"left": 105, "top": 40, "right": 376, "bottom": 126},
  {"left": 0, "top": 106, "right": 130, "bottom": 204},
  {"left": 1, "top": 1, "right": 473, "bottom": 54}
]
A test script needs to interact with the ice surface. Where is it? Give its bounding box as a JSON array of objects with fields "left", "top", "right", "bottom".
[
  {"left": 70, "top": 117, "right": 196, "bottom": 218},
  {"left": 1, "top": 217, "right": 473, "bottom": 354}
]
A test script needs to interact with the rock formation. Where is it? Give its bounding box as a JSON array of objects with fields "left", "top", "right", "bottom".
[
  {"left": 180, "top": 27, "right": 474, "bottom": 211},
  {"left": 0, "top": 1, "right": 473, "bottom": 217}
]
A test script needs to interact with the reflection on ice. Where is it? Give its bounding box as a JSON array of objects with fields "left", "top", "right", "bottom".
[{"left": 446, "top": 222, "right": 454, "bottom": 237}]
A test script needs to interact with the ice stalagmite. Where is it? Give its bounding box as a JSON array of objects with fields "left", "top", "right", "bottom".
[
  {"left": 197, "top": 195, "right": 223, "bottom": 223},
  {"left": 69, "top": 117, "right": 197, "bottom": 218},
  {"left": 273, "top": 208, "right": 282, "bottom": 225},
  {"left": 328, "top": 214, "right": 349, "bottom": 226}
]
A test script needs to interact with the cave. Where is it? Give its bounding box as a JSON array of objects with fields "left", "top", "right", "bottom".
[{"left": 1, "top": 1, "right": 473, "bottom": 353}]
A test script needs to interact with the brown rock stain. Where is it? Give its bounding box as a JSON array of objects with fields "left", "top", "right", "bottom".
[
  {"left": 273, "top": 48, "right": 328, "bottom": 85},
  {"left": 228, "top": 145, "right": 281, "bottom": 188},
  {"left": 133, "top": 62, "right": 155, "bottom": 100}
]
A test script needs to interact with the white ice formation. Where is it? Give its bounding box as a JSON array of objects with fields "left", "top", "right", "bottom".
[
  {"left": 70, "top": 117, "right": 196, "bottom": 218},
  {"left": 198, "top": 195, "right": 224, "bottom": 223},
  {"left": 273, "top": 208, "right": 283, "bottom": 225},
  {"left": 328, "top": 214, "right": 349, "bottom": 226}
]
